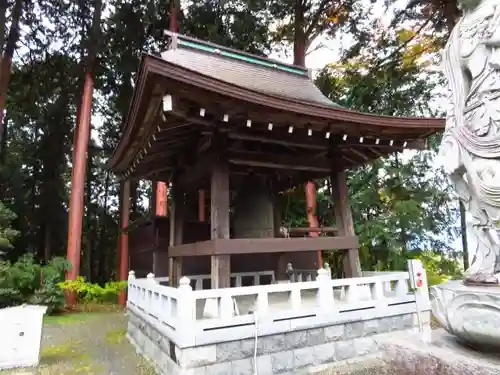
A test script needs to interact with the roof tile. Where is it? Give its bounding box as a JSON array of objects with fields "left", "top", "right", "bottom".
[{"left": 160, "top": 47, "right": 342, "bottom": 108}]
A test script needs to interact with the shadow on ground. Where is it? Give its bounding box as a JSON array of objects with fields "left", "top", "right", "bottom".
[{"left": 1, "top": 312, "right": 156, "bottom": 375}]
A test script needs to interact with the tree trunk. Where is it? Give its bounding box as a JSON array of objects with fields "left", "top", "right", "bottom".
[
  {"left": 65, "top": 0, "right": 102, "bottom": 305},
  {"left": 293, "top": 0, "right": 306, "bottom": 67},
  {"left": 169, "top": 0, "right": 181, "bottom": 32},
  {"left": 293, "top": 0, "right": 321, "bottom": 265},
  {"left": 0, "top": 0, "right": 8, "bottom": 54},
  {"left": 0, "top": 0, "right": 24, "bottom": 148},
  {"left": 85, "top": 150, "right": 93, "bottom": 281},
  {"left": 97, "top": 171, "right": 110, "bottom": 282}
]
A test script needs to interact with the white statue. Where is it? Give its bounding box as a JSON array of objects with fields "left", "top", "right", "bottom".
[{"left": 440, "top": 0, "right": 500, "bottom": 285}]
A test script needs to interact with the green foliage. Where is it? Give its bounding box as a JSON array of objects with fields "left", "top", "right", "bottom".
[
  {"left": 415, "top": 250, "right": 463, "bottom": 286},
  {"left": 0, "top": 201, "right": 19, "bottom": 253},
  {"left": 58, "top": 276, "right": 127, "bottom": 304},
  {"left": 0, "top": 254, "right": 70, "bottom": 313},
  {"left": 0, "top": 0, "right": 462, "bottom": 286}
]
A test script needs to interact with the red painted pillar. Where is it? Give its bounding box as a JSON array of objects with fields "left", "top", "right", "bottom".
[
  {"left": 119, "top": 180, "right": 131, "bottom": 305},
  {"left": 65, "top": 73, "right": 94, "bottom": 305},
  {"left": 305, "top": 181, "right": 322, "bottom": 267},
  {"left": 155, "top": 181, "right": 168, "bottom": 216}
]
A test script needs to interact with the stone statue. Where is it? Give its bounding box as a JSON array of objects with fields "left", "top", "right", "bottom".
[{"left": 440, "top": 0, "right": 500, "bottom": 285}]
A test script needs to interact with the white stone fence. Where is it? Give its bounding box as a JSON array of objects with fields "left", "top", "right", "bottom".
[
  {"left": 127, "top": 264, "right": 430, "bottom": 348},
  {"left": 154, "top": 269, "right": 401, "bottom": 290}
]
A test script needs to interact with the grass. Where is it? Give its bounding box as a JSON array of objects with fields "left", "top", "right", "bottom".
[
  {"left": 105, "top": 328, "right": 126, "bottom": 345},
  {"left": 43, "top": 303, "right": 124, "bottom": 325},
  {"left": 43, "top": 312, "right": 100, "bottom": 325}
]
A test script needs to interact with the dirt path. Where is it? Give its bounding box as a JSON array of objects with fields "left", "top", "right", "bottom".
[{"left": 1, "top": 312, "right": 156, "bottom": 375}]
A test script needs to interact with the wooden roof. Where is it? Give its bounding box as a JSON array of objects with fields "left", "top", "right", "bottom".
[{"left": 108, "top": 32, "right": 444, "bottom": 187}]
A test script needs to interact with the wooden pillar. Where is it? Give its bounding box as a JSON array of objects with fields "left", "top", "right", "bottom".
[
  {"left": 152, "top": 180, "right": 168, "bottom": 276},
  {"left": 168, "top": 184, "right": 184, "bottom": 287},
  {"left": 118, "top": 179, "right": 131, "bottom": 305},
  {"left": 210, "top": 160, "right": 231, "bottom": 289},
  {"left": 305, "top": 181, "right": 322, "bottom": 268},
  {"left": 198, "top": 189, "right": 205, "bottom": 222},
  {"left": 330, "top": 170, "right": 361, "bottom": 278},
  {"left": 272, "top": 180, "right": 287, "bottom": 281}
]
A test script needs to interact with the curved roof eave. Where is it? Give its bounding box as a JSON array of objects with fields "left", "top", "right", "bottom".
[
  {"left": 108, "top": 54, "right": 444, "bottom": 172},
  {"left": 144, "top": 54, "right": 444, "bottom": 128}
]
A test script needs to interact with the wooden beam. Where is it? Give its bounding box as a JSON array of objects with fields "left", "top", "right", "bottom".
[
  {"left": 226, "top": 130, "right": 328, "bottom": 150},
  {"left": 168, "top": 236, "right": 359, "bottom": 257},
  {"left": 210, "top": 133, "right": 231, "bottom": 288},
  {"left": 176, "top": 151, "right": 216, "bottom": 187},
  {"left": 168, "top": 183, "right": 184, "bottom": 287},
  {"left": 349, "top": 148, "right": 370, "bottom": 161},
  {"left": 229, "top": 150, "right": 331, "bottom": 172}
]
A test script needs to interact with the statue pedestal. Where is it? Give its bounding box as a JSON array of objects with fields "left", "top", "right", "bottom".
[{"left": 431, "top": 280, "right": 500, "bottom": 350}]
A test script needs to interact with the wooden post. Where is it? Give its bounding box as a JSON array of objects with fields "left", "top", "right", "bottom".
[
  {"left": 330, "top": 170, "right": 361, "bottom": 278},
  {"left": 118, "top": 179, "right": 131, "bottom": 305},
  {"left": 198, "top": 189, "right": 205, "bottom": 222},
  {"left": 305, "top": 181, "right": 322, "bottom": 268},
  {"left": 168, "top": 184, "right": 184, "bottom": 287},
  {"left": 272, "top": 181, "right": 287, "bottom": 281},
  {"left": 210, "top": 159, "right": 231, "bottom": 289}
]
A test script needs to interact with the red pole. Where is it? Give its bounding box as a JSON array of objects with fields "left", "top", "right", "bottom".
[
  {"left": 119, "top": 180, "right": 131, "bottom": 305},
  {"left": 155, "top": 181, "right": 168, "bottom": 216},
  {"left": 65, "top": 73, "right": 94, "bottom": 305},
  {"left": 305, "top": 181, "right": 322, "bottom": 267}
]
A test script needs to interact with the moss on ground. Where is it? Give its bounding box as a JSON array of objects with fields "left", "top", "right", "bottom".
[
  {"left": 0, "top": 312, "right": 155, "bottom": 375},
  {"left": 105, "top": 328, "right": 126, "bottom": 345}
]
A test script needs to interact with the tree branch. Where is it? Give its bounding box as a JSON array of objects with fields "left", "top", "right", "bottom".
[{"left": 304, "top": 0, "right": 331, "bottom": 40}]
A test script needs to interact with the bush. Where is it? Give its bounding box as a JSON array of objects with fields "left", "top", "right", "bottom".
[
  {"left": 415, "top": 251, "right": 462, "bottom": 286},
  {"left": 0, "top": 201, "right": 19, "bottom": 253},
  {"left": 58, "top": 277, "right": 128, "bottom": 304},
  {"left": 0, "top": 254, "right": 70, "bottom": 313}
]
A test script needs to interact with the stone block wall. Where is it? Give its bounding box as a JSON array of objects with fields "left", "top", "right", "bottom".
[{"left": 127, "top": 307, "right": 430, "bottom": 375}]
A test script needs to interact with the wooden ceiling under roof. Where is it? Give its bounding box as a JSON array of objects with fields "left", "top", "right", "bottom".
[{"left": 107, "top": 32, "right": 444, "bottom": 189}]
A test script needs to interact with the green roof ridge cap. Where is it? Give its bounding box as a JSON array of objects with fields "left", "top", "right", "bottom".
[{"left": 166, "top": 32, "right": 309, "bottom": 77}]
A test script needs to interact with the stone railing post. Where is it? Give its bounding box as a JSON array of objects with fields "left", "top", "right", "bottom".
[
  {"left": 286, "top": 262, "right": 295, "bottom": 283},
  {"left": 177, "top": 276, "right": 196, "bottom": 347},
  {"left": 370, "top": 279, "right": 387, "bottom": 308},
  {"left": 146, "top": 273, "right": 158, "bottom": 315},
  {"left": 128, "top": 271, "right": 135, "bottom": 304},
  {"left": 323, "top": 262, "right": 332, "bottom": 280},
  {"left": 316, "top": 268, "right": 335, "bottom": 313}
]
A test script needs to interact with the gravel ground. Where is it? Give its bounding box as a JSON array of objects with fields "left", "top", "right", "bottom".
[{"left": 1, "top": 312, "right": 156, "bottom": 375}]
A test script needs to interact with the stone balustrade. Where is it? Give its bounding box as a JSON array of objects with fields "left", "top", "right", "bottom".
[
  {"left": 154, "top": 270, "right": 275, "bottom": 290},
  {"left": 127, "top": 266, "right": 428, "bottom": 349}
]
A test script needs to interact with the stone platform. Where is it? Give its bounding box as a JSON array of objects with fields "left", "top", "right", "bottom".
[
  {"left": 379, "top": 329, "right": 500, "bottom": 375},
  {"left": 431, "top": 280, "right": 500, "bottom": 350},
  {"left": 127, "top": 307, "right": 428, "bottom": 375}
]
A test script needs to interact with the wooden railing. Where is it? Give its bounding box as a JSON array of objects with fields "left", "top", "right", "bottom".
[
  {"left": 155, "top": 270, "right": 275, "bottom": 290},
  {"left": 127, "top": 260, "right": 429, "bottom": 348}
]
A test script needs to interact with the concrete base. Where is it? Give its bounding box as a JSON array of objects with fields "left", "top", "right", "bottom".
[{"left": 127, "top": 308, "right": 427, "bottom": 375}]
